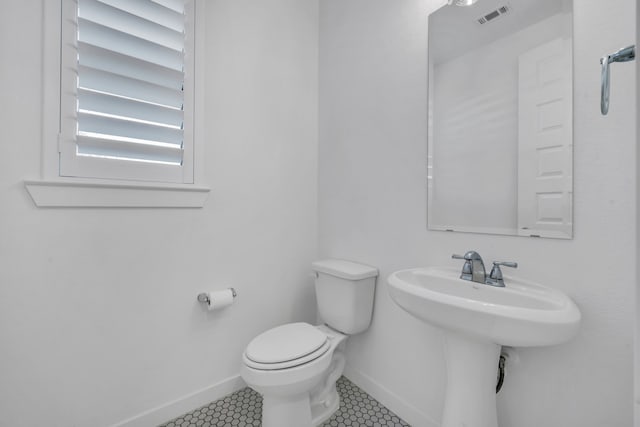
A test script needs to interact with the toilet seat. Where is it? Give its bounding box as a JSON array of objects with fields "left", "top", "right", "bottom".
[{"left": 244, "top": 323, "right": 331, "bottom": 371}]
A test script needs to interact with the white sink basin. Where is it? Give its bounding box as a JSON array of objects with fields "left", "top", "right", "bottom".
[
  {"left": 387, "top": 267, "right": 581, "bottom": 347},
  {"left": 387, "top": 266, "right": 581, "bottom": 427}
]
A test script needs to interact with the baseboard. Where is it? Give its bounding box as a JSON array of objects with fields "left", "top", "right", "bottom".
[
  {"left": 110, "top": 366, "right": 435, "bottom": 427},
  {"left": 111, "top": 375, "right": 246, "bottom": 427},
  {"left": 343, "top": 364, "right": 439, "bottom": 427}
]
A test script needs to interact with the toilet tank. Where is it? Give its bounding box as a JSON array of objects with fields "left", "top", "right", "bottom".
[{"left": 311, "top": 259, "right": 378, "bottom": 335}]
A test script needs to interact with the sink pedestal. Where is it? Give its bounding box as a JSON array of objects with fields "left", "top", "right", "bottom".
[
  {"left": 442, "top": 332, "right": 501, "bottom": 427},
  {"left": 388, "top": 267, "right": 581, "bottom": 427}
]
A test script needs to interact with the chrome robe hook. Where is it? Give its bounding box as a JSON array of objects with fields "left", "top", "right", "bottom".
[{"left": 600, "top": 45, "right": 635, "bottom": 115}]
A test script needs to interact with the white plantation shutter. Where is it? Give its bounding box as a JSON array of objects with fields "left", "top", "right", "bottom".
[{"left": 59, "top": 0, "right": 195, "bottom": 183}]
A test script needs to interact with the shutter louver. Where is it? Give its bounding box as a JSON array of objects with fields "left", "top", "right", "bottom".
[{"left": 76, "top": 0, "right": 186, "bottom": 165}]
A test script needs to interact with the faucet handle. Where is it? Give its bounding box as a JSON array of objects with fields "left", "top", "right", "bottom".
[
  {"left": 452, "top": 254, "right": 472, "bottom": 279},
  {"left": 452, "top": 251, "right": 482, "bottom": 261},
  {"left": 493, "top": 261, "right": 518, "bottom": 269},
  {"left": 488, "top": 261, "right": 518, "bottom": 287},
  {"left": 452, "top": 253, "right": 474, "bottom": 281}
]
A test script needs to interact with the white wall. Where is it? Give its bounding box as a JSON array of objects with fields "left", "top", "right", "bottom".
[
  {"left": 0, "top": 1, "right": 318, "bottom": 426},
  {"left": 319, "top": 0, "right": 635, "bottom": 426}
]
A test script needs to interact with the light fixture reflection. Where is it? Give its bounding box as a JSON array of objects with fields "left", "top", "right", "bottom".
[{"left": 448, "top": 0, "right": 478, "bottom": 6}]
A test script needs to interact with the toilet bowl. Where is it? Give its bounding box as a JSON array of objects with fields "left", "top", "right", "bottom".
[
  {"left": 240, "top": 259, "right": 378, "bottom": 427},
  {"left": 241, "top": 324, "right": 347, "bottom": 427}
]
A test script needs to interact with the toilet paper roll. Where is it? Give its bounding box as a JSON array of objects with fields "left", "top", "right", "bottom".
[{"left": 206, "top": 289, "right": 235, "bottom": 311}]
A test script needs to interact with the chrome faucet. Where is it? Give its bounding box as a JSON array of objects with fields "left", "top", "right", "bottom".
[
  {"left": 452, "top": 251, "right": 517, "bottom": 287},
  {"left": 452, "top": 251, "right": 486, "bottom": 284}
]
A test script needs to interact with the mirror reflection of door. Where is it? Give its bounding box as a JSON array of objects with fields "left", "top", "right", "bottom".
[{"left": 517, "top": 38, "right": 573, "bottom": 238}]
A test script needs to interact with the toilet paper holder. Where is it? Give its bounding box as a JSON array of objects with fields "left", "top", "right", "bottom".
[{"left": 197, "top": 288, "right": 237, "bottom": 305}]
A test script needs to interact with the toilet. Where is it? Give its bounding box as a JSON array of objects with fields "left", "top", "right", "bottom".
[{"left": 240, "top": 259, "right": 378, "bottom": 427}]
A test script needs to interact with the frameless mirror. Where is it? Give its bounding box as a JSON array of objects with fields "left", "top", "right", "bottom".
[{"left": 427, "top": 0, "right": 573, "bottom": 239}]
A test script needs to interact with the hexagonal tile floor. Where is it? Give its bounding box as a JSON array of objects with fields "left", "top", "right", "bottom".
[{"left": 159, "top": 376, "right": 410, "bottom": 427}]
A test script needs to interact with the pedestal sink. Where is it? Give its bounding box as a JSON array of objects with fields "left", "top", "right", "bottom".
[{"left": 387, "top": 267, "right": 580, "bottom": 427}]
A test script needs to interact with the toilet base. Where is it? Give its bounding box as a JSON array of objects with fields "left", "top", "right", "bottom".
[
  {"left": 262, "top": 393, "right": 312, "bottom": 427},
  {"left": 260, "top": 384, "right": 340, "bottom": 427},
  {"left": 311, "top": 385, "right": 340, "bottom": 426}
]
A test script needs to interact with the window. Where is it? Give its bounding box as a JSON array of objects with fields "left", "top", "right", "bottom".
[
  {"left": 27, "top": 0, "right": 209, "bottom": 207},
  {"left": 61, "top": 0, "right": 194, "bottom": 183}
]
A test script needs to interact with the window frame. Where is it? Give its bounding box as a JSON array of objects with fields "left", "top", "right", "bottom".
[{"left": 26, "top": 0, "right": 209, "bottom": 208}]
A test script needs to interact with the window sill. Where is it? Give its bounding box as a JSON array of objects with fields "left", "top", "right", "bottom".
[{"left": 24, "top": 180, "right": 210, "bottom": 208}]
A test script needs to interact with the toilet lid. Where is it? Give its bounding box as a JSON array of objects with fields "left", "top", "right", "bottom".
[{"left": 245, "top": 322, "right": 328, "bottom": 365}]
